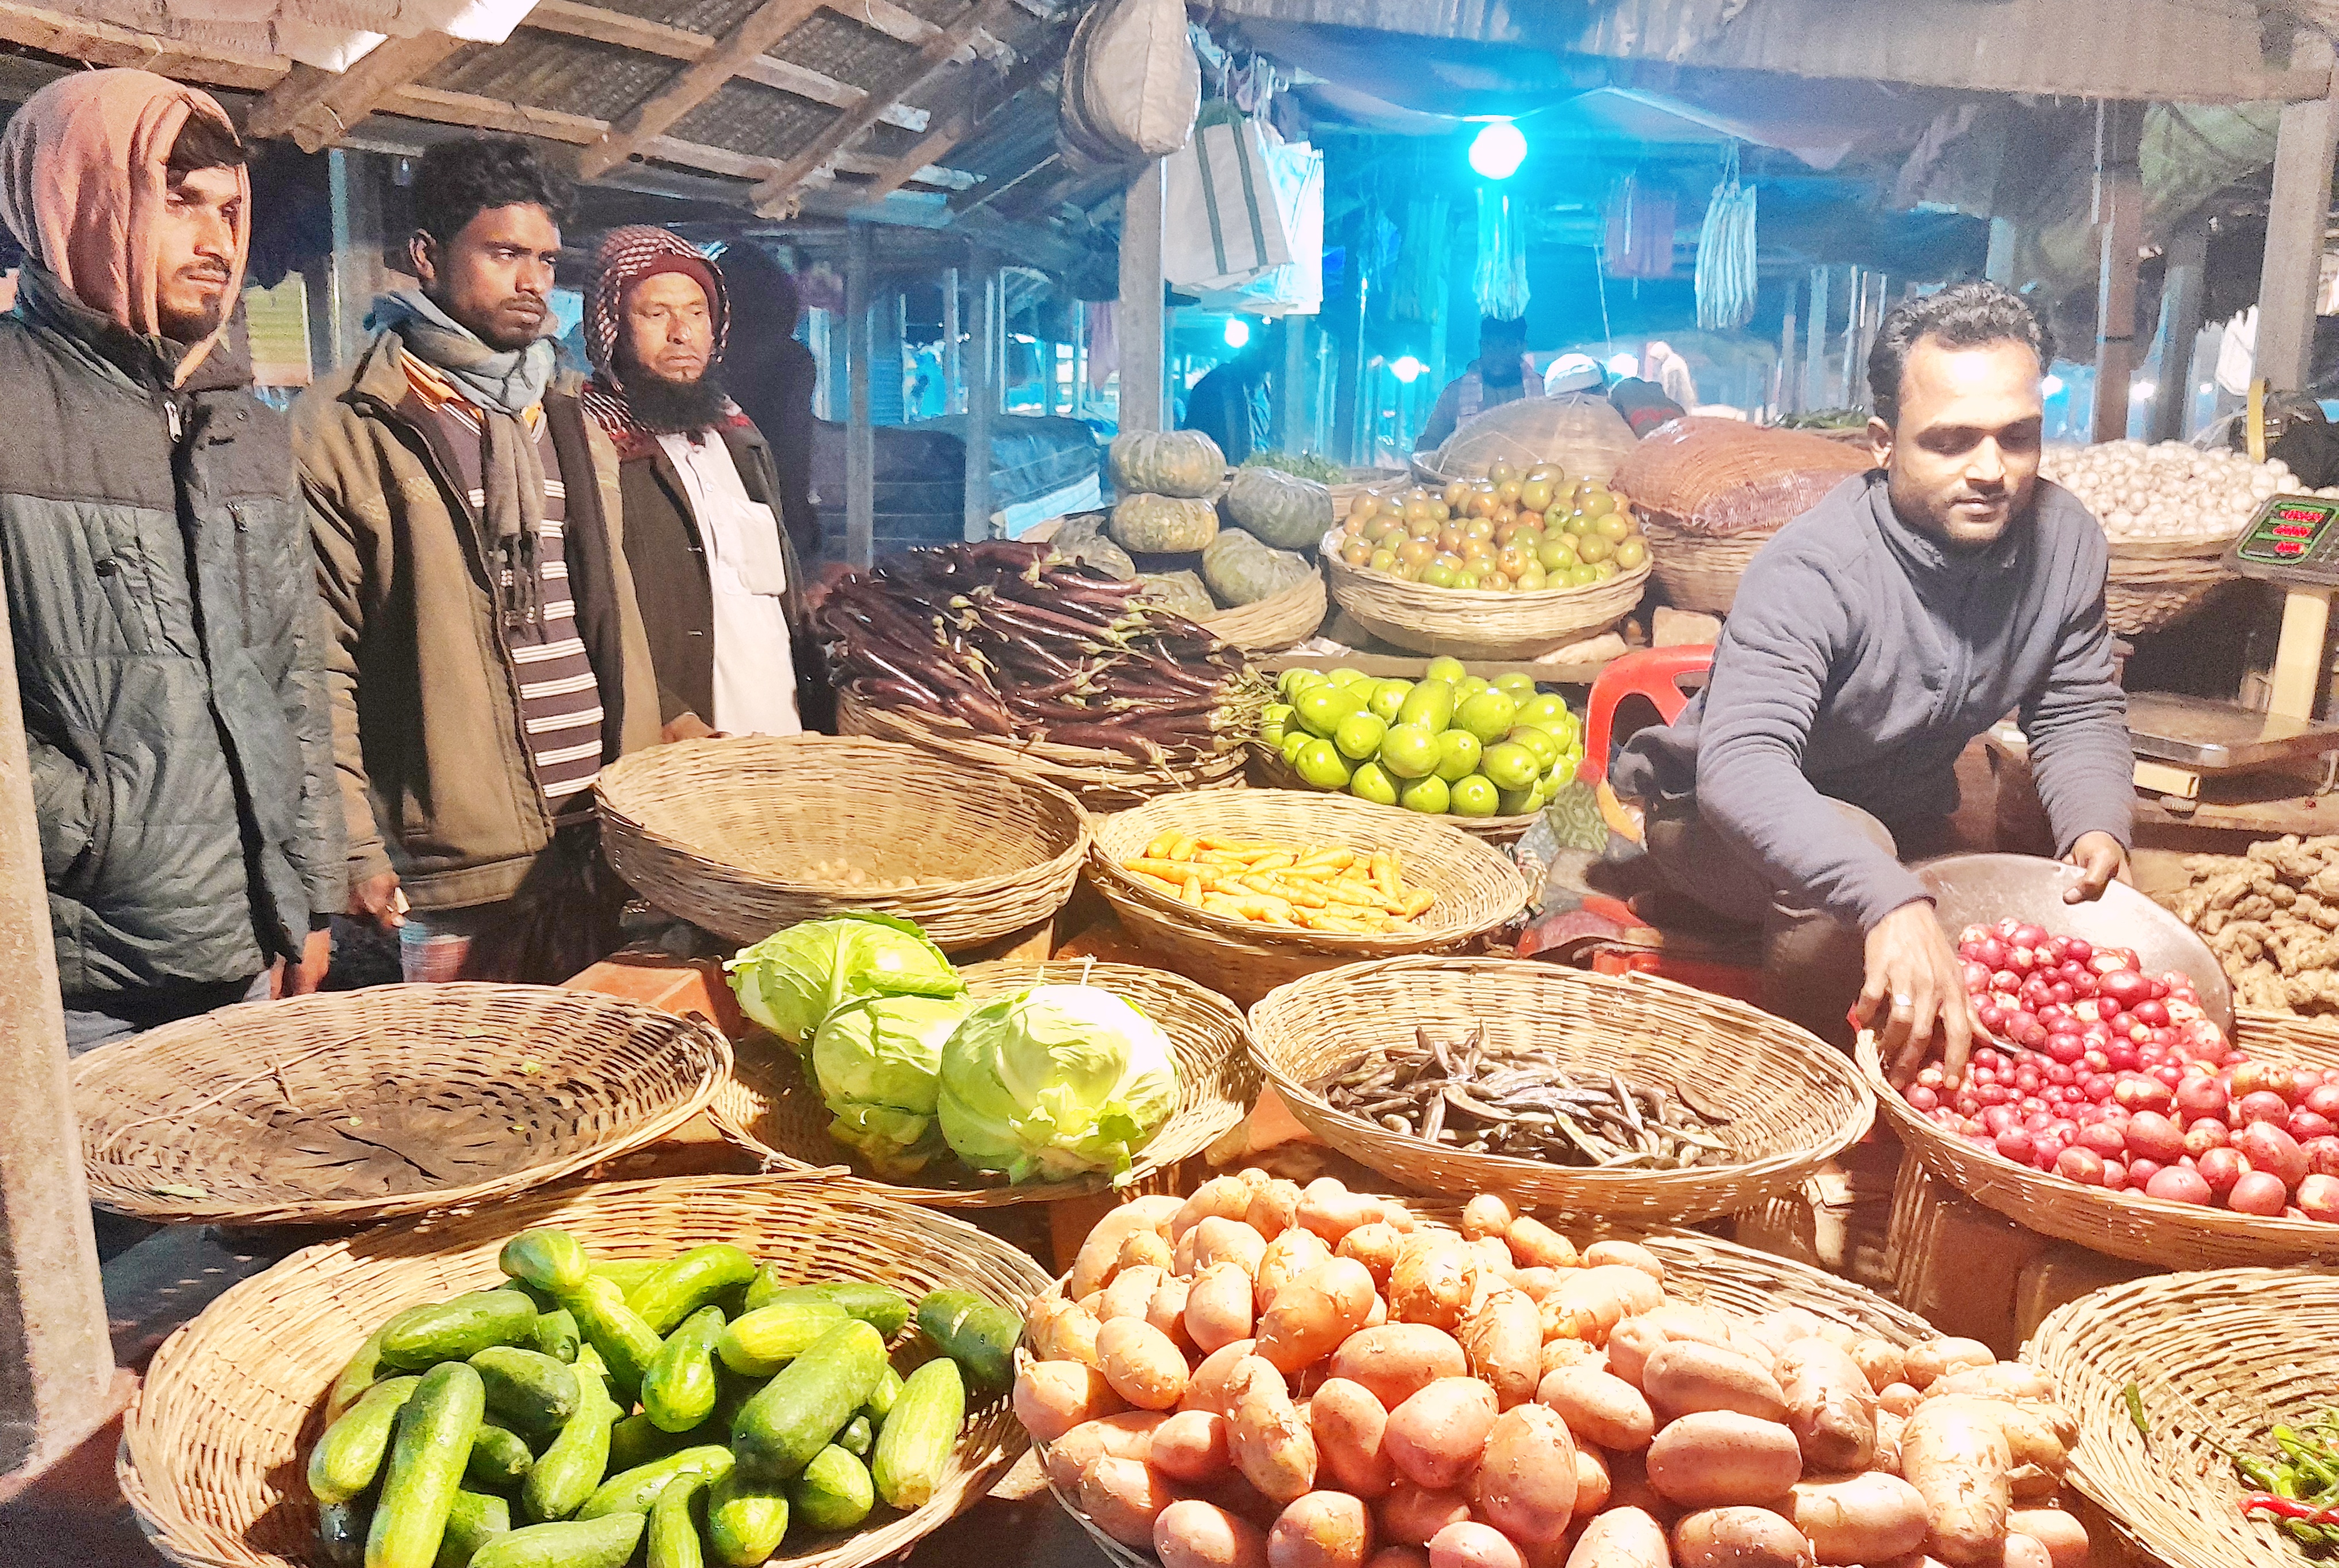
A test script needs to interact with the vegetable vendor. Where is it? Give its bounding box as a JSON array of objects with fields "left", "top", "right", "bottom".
[{"left": 1610, "top": 283, "right": 2134, "bottom": 1086}]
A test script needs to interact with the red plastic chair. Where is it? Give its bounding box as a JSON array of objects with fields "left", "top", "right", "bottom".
[{"left": 1579, "top": 644, "right": 1713, "bottom": 788}]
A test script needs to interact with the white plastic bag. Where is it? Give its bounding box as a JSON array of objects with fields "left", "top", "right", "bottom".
[
  {"left": 1163, "top": 109, "right": 1294, "bottom": 292},
  {"left": 1193, "top": 136, "right": 1323, "bottom": 315}
]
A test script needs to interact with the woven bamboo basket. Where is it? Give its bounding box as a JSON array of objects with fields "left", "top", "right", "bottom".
[
  {"left": 705, "top": 959, "right": 1258, "bottom": 1206},
  {"left": 1246, "top": 748, "right": 1543, "bottom": 843},
  {"left": 71, "top": 984, "right": 730, "bottom": 1227},
  {"left": 2106, "top": 535, "right": 2240, "bottom": 637},
  {"left": 596, "top": 734, "right": 1089, "bottom": 949},
  {"left": 2025, "top": 1266, "right": 2339, "bottom": 1568},
  {"left": 1859, "top": 1010, "right": 2339, "bottom": 1268},
  {"left": 1250, "top": 958, "right": 1873, "bottom": 1224},
  {"left": 1086, "top": 791, "right": 1531, "bottom": 1005},
  {"left": 1322, "top": 543, "right": 1650, "bottom": 660},
  {"left": 119, "top": 1176, "right": 1051, "bottom": 1568},
  {"left": 836, "top": 689, "right": 1250, "bottom": 814},
  {"left": 1639, "top": 517, "right": 1775, "bottom": 614},
  {"left": 1199, "top": 567, "right": 1328, "bottom": 652}
]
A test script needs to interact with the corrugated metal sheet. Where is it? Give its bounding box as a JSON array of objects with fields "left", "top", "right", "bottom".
[
  {"left": 591, "top": 0, "right": 771, "bottom": 40},
  {"left": 424, "top": 33, "right": 673, "bottom": 122},
  {"left": 671, "top": 78, "right": 837, "bottom": 155}
]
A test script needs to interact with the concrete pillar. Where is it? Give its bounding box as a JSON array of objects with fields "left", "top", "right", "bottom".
[
  {"left": 844, "top": 220, "right": 875, "bottom": 569},
  {"left": 327, "top": 148, "right": 390, "bottom": 367},
  {"left": 1333, "top": 271, "right": 1365, "bottom": 463},
  {"left": 963, "top": 246, "right": 995, "bottom": 543},
  {"left": 2256, "top": 70, "right": 2339, "bottom": 392},
  {"left": 2152, "top": 227, "right": 2210, "bottom": 443},
  {"left": 1118, "top": 160, "right": 1166, "bottom": 432},
  {"left": 2093, "top": 100, "right": 2146, "bottom": 443},
  {"left": 941, "top": 267, "right": 962, "bottom": 416}
]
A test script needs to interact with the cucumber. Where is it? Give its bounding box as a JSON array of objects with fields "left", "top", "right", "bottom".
[
  {"left": 608, "top": 1412, "right": 695, "bottom": 1474},
  {"left": 465, "top": 1422, "right": 535, "bottom": 1492},
  {"left": 715, "top": 1301, "right": 845, "bottom": 1379},
  {"left": 704, "top": 1475, "right": 788, "bottom": 1568},
  {"left": 589, "top": 1259, "right": 661, "bottom": 1295},
  {"left": 560, "top": 1275, "right": 663, "bottom": 1404},
  {"left": 310, "top": 1374, "right": 421, "bottom": 1505},
  {"left": 870, "top": 1357, "right": 963, "bottom": 1511},
  {"left": 913, "top": 1290, "right": 1018, "bottom": 1398},
  {"left": 433, "top": 1490, "right": 511, "bottom": 1568},
  {"left": 863, "top": 1366, "right": 904, "bottom": 1425},
  {"left": 381, "top": 1293, "right": 540, "bottom": 1372},
  {"left": 529, "top": 1309, "right": 580, "bottom": 1366},
  {"left": 789, "top": 1444, "right": 874, "bottom": 1533},
  {"left": 328, "top": 1326, "right": 393, "bottom": 1421},
  {"left": 320, "top": 1500, "right": 371, "bottom": 1568},
  {"left": 466, "top": 1515, "right": 644, "bottom": 1568},
  {"left": 837, "top": 1416, "right": 873, "bottom": 1458},
  {"left": 625, "top": 1245, "right": 757, "bottom": 1336},
  {"left": 641, "top": 1306, "right": 725, "bottom": 1434},
  {"left": 520, "top": 1353, "right": 618, "bottom": 1524},
  {"left": 366, "top": 1360, "right": 484, "bottom": 1568},
  {"left": 646, "top": 1474, "right": 709, "bottom": 1568},
  {"left": 577, "top": 1445, "right": 733, "bottom": 1522},
  {"left": 471, "top": 1347, "right": 579, "bottom": 1437},
  {"left": 730, "top": 1319, "right": 888, "bottom": 1483},
  {"left": 499, "top": 1230, "right": 590, "bottom": 1298},
  {"left": 742, "top": 1276, "right": 913, "bottom": 1337}
]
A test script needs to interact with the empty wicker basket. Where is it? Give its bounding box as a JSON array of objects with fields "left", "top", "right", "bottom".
[
  {"left": 707, "top": 959, "right": 1258, "bottom": 1206},
  {"left": 2106, "top": 535, "right": 2241, "bottom": 637},
  {"left": 72, "top": 983, "right": 731, "bottom": 1226},
  {"left": 595, "top": 733, "right": 1089, "bottom": 949}
]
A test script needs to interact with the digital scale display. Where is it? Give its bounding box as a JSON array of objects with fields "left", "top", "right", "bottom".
[{"left": 2229, "top": 494, "right": 2339, "bottom": 584}]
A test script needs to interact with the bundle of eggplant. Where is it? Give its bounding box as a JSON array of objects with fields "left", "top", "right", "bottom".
[
  {"left": 817, "top": 541, "right": 1270, "bottom": 767},
  {"left": 1310, "top": 1028, "right": 1735, "bottom": 1170}
]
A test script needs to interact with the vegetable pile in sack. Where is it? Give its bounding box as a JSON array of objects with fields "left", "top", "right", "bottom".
[{"left": 816, "top": 539, "right": 1271, "bottom": 770}]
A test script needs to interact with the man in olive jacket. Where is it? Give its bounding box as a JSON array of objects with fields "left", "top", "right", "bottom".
[{"left": 0, "top": 72, "right": 343, "bottom": 1048}]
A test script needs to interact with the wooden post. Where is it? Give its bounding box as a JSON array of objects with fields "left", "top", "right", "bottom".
[
  {"left": 1119, "top": 160, "right": 1166, "bottom": 432},
  {"left": 941, "top": 267, "right": 962, "bottom": 416},
  {"left": 1334, "top": 273, "right": 1365, "bottom": 463},
  {"left": 844, "top": 220, "right": 875, "bottom": 569},
  {"left": 1276, "top": 317, "right": 1307, "bottom": 453},
  {"left": 1804, "top": 267, "right": 1831, "bottom": 413},
  {"left": 2152, "top": 226, "right": 2210, "bottom": 442},
  {"left": 2093, "top": 100, "right": 2146, "bottom": 443},
  {"left": 327, "top": 148, "right": 389, "bottom": 367},
  {"left": 1985, "top": 218, "right": 2019, "bottom": 286},
  {"left": 1838, "top": 269, "right": 1865, "bottom": 407},
  {"left": 2256, "top": 74, "right": 2339, "bottom": 392},
  {"left": 963, "top": 245, "right": 994, "bottom": 542},
  {"left": 1779, "top": 279, "right": 1801, "bottom": 415}
]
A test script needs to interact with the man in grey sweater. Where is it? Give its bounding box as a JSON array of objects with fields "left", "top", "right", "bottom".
[{"left": 1612, "top": 283, "right": 2133, "bottom": 1085}]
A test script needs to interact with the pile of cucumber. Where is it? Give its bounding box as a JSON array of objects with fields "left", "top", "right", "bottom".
[{"left": 310, "top": 1228, "right": 1021, "bottom": 1568}]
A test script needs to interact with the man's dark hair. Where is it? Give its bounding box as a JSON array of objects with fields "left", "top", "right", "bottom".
[
  {"left": 166, "top": 114, "right": 247, "bottom": 177},
  {"left": 1481, "top": 315, "right": 1528, "bottom": 346},
  {"left": 1868, "top": 282, "right": 2055, "bottom": 427},
  {"left": 411, "top": 137, "right": 571, "bottom": 244}
]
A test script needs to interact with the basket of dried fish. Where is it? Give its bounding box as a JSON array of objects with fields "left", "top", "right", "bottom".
[{"left": 1246, "top": 955, "right": 1875, "bottom": 1224}]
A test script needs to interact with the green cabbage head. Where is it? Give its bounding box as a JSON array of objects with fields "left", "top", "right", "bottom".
[
  {"left": 725, "top": 912, "right": 963, "bottom": 1048},
  {"left": 813, "top": 993, "right": 970, "bottom": 1179},
  {"left": 938, "top": 984, "right": 1180, "bottom": 1183}
]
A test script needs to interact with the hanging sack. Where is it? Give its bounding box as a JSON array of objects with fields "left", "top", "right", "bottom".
[
  {"left": 1061, "top": 0, "right": 1199, "bottom": 162},
  {"left": 1163, "top": 103, "right": 1295, "bottom": 292},
  {"left": 1192, "top": 132, "right": 1324, "bottom": 315}
]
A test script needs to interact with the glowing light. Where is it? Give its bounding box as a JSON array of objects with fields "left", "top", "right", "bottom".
[
  {"left": 1467, "top": 121, "right": 1527, "bottom": 181},
  {"left": 2132, "top": 379, "right": 2157, "bottom": 400},
  {"left": 2040, "top": 374, "right": 2066, "bottom": 396},
  {"left": 1223, "top": 317, "right": 1251, "bottom": 348},
  {"left": 1391, "top": 355, "right": 1424, "bottom": 384},
  {"left": 1606, "top": 352, "right": 1639, "bottom": 378}
]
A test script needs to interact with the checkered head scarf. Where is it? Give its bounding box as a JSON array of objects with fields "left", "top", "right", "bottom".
[{"left": 580, "top": 224, "right": 746, "bottom": 457}]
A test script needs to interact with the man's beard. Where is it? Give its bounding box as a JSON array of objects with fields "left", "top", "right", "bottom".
[{"left": 620, "top": 361, "right": 732, "bottom": 433}]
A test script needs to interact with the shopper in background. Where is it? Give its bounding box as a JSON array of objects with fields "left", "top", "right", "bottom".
[
  {"left": 717, "top": 240, "right": 822, "bottom": 564},
  {"left": 0, "top": 70, "right": 343, "bottom": 1050},
  {"left": 580, "top": 225, "right": 816, "bottom": 743},
  {"left": 1642, "top": 339, "right": 1701, "bottom": 410},
  {"left": 1542, "top": 352, "right": 1606, "bottom": 397},
  {"left": 1414, "top": 315, "right": 1536, "bottom": 451},
  {"left": 296, "top": 136, "right": 660, "bottom": 986},
  {"left": 1180, "top": 322, "right": 1277, "bottom": 465}
]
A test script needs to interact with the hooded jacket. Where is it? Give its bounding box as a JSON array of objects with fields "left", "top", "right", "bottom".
[{"left": 0, "top": 70, "right": 343, "bottom": 994}]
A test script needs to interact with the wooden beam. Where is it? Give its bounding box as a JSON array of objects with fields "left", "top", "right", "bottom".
[
  {"left": 2151, "top": 225, "right": 2210, "bottom": 443},
  {"left": 0, "top": 1, "right": 284, "bottom": 90},
  {"left": 844, "top": 220, "right": 875, "bottom": 568},
  {"left": 857, "top": 45, "right": 1051, "bottom": 205},
  {"left": 2092, "top": 100, "right": 2145, "bottom": 443},
  {"left": 574, "top": 0, "right": 825, "bottom": 180},
  {"left": 245, "top": 32, "right": 466, "bottom": 152},
  {"left": 2256, "top": 73, "right": 2339, "bottom": 391},
  {"left": 1119, "top": 159, "right": 1166, "bottom": 433},
  {"left": 829, "top": 0, "right": 939, "bottom": 45},
  {"left": 751, "top": 0, "right": 1016, "bottom": 213}
]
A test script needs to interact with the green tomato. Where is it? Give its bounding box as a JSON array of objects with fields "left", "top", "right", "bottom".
[
  {"left": 1335, "top": 712, "right": 1388, "bottom": 761},
  {"left": 1293, "top": 738, "right": 1353, "bottom": 791},
  {"left": 1420, "top": 562, "right": 1458, "bottom": 589},
  {"left": 1567, "top": 563, "right": 1601, "bottom": 588},
  {"left": 1398, "top": 775, "right": 1451, "bottom": 815},
  {"left": 1537, "top": 537, "right": 1579, "bottom": 573},
  {"left": 1349, "top": 761, "right": 1400, "bottom": 807},
  {"left": 1481, "top": 741, "right": 1541, "bottom": 792},
  {"left": 1368, "top": 679, "right": 1412, "bottom": 722},
  {"left": 1377, "top": 723, "right": 1442, "bottom": 781},
  {"left": 1423, "top": 656, "right": 1468, "bottom": 684},
  {"left": 1449, "top": 774, "right": 1500, "bottom": 818},
  {"left": 1433, "top": 730, "right": 1482, "bottom": 784},
  {"left": 1455, "top": 689, "right": 1518, "bottom": 745}
]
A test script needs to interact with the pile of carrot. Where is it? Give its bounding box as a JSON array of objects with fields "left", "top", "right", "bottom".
[{"left": 1119, "top": 833, "right": 1436, "bottom": 936}]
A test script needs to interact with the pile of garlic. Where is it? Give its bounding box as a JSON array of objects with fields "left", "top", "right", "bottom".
[{"left": 2039, "top": 440, "right": 2326, "bottom": 543}]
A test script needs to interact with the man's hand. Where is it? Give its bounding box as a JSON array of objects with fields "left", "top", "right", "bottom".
[
  {"left": 274, "top": 928, "right": 332, "bottom": 998},
  {"left": 1859, "top": 900, "right": 1976, "bottom": 1090},
  {"left": 2064, "top": 831, "right": 2131, "bottom": 904},
  {"left": 661, "top": 712, "right": 721, "bottom": 743},
  {"left": 349, "top": 871, "right": 404, "bottom": 931}
]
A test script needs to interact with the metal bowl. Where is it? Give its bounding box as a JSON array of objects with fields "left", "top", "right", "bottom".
[{"left": 1913, "top": 852, "right": 2233, "bottom": 1033}]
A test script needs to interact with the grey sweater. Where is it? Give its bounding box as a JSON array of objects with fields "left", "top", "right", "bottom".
[{"left": 1611, "top": 471, "right": 2134, "bottom": 931}]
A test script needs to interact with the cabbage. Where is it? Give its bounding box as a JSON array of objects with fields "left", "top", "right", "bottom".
[
  {"left": 725, "top": 913, "right": 963, "bottom": 1048},
  {"left": 937, "top": 984, "right": 1180, "bottom": 1183},
  {"left": 812, "top": 994, "right": 970, "bottom": 1179}
]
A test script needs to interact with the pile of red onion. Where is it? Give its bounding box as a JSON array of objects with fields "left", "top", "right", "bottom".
[{"left": 1900, "top": 917, "right": 2339, "bottom": 1222}]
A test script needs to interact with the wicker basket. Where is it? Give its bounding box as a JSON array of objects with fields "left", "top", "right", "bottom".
[
  {"left": 2025, "top": 1266, "right": 2339, "bottom": 1568},
  {"left": 1249, "top": 958, "right": 1873, "bottom": 1224},
  {"left": 119, "top": 1176, "right": 1050, "bottom": 1568},
  {"left": 1640, "top": 517, "right": 1774, "bottom": 614},
  {"left": 71, "top": 984, "right": 730, "bottom": 1227},
  {"left": 1859, "top": 1013, "right": 2339, "bottom": 1268},
  {"left": 705, "top": 959, "right": 1258, "bottom": 1206},
  {"left": 837, "top": 689, "right": 1249, "bottom": 814},
  {"left": 1323, "top": 543, "right": 1649, "bottom": 660},
  {"left": 2106, "top": 535, "right": 2240, "bottom": 637},
  {"left": 596, "top": 734, "right": 1089, "bottom": 949},
  {"left": 1087, "top": 791, "right": 1532, "bottom": 1005},
  {"left": 1199, "top": 567, "right": 1328, "bottom": 652}
]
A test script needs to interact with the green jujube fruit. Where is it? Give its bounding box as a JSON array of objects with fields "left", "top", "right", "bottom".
[
  {"left": 717, "top": 1301, "right": 847, "bottom": 1378},
  {"left": 560, "top": 1275, "right": 662, "bottom": 1405},
  {"left": 498, "top": 1231, "right": 589, "bottom": 1298},
  {"left": 464, "top": 1422, "right": 535, "bottom": 1492},
  {"left": 470, "top": 1347, "right": 579, "bottom": 1437},
  {"left": 465, "top": 1516, "right": 644, "bottom": 1568},
  {"left": 740, "top": 1278, "right": 913, "bottom": 1338},
  {"left": 520, "top": 1353, "right": 618, "bottom": 1524},
  {"left": 789, "top": 1446, "right": 874, "bottom": 1533},
  {"left": 380, "top": 1293, "right": 539, "bottom": 1371},
  {"left": 870, "top": 1358, "right": 964, "bottom": 1511},
  {"left": 366, "top": 1361, "right": 485, "bottom": 1568},
  {"left": 309, "top": 1375, "right": 420, "bottom": 1505},
  {"left": 641, "top": 1306, "right": 726, "bottom": 1434},
  {"left": 625, "top": 1246, "right": 757, "bottom": 1336},
  {"left": 730, "top": 1319, "right": 889, "bottom": 1482},
  {"left": 705, "top": 1476, "right": 788, "bottom": 1568},
  {"left": 432, "top": 1492, "right": 511, "bottom": 1568},
  {"left": 646, "top": 1475, "right": 708, "bottom": 1568},
  {"left": 577, "top": 1446, "right": 734, "bottom": 1522}
]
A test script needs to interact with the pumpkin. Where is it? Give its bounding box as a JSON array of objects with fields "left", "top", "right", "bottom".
[
  {"left": 1135, "top": 569, "right": 1217, "bottom": 622},
  {"left": 1224, "top": 465, "right": 1333, "bottom": 550},
  {"left": 1109, "top": 492, "right": 1220, "bottom": 554},
  {"left": 1109, "top": 430, "right": 1226, "bottom": 498},
  {"left": 1201, "top": 527, "right": 1312, "bottom": 607},
  {"left": 1053, "top": 515, "right": 1136, "bottom": 579}
]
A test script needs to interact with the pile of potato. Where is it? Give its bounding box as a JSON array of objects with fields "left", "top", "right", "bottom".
[{"left": 1015, "top": 1175, "right": 2088, "bottom": 1568}]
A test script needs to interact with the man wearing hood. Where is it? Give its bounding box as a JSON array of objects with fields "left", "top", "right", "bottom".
[
  {"left": 579, "top": 227, "right": 814, "bottom": 740},
  {"left": 0, "top": 71, "right": 343, "bottom": 1048},
  {"left": 295, "top": 137, "right": 659, "bottom": 985}
]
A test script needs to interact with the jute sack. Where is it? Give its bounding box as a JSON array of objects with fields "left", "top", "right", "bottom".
[{"left": 1061, "top": 0, "right": 1199, "bottom": 162}]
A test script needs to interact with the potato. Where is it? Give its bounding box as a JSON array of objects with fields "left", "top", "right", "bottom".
[
  {"left": 1249, "top": 1179, "right": 1305, "bottom": 1241},
  {"left": 1257, "top": 1229, "right": 1336, "bottom": 1315},
  {"left": 1153, "top": 1410, "right": 1235, "bottom": 1482},
  {"left": 1643, "top": 1341, "right": 1789, "bottom": 1424},
  {"left": 1898, "top": 1397, "right": 2013, "bottom": 1566},
  {"left": 1330, "top": 1325, "right": 1470, "bottom": 1410},
  {"left": 1542, "top": 1339, "right": 1603, "bottom": 1377},
  {"left": 1044, "top": 1412, "right": 1165, "bottom": 1490},
  {"left": 1572, "top": 1444, "right": 1610, "bottom": 1518},
  {"left": 1364, "top": 1296, "right": 1388, "bottom": 1328},
  {"left": 1310, "top": 1378, "right": 1396, "bottom": 1497},
  {"left": 1337, "top": 1224, "right": 1407, "bottom": 1291},
  {"left": 1924, "top": 1364, "right": 2053, "bottom": 1405},
  {"left": 1543, "top": 1267, "right": 1664, "bottom": 1345},
  {"left": 1536, "top": 1365, "right": 1656, "bottom": 1453},
  {"left": 1380, "top": 1483, "right": 1473, "bottom": 1547},
  {"left": 1874, "top": 1410, "right": 1905, "bottom": 1475},
  {"left": 1777, "top": 1339, "right": 1878, "bottom": 1472},
  {"left": 1791, "top": 1471, "right": 1930, "bottom": 1565},
  {"left": 1385, "top": 1377, "right": 1499, "bottom": 1490},
  {"left": 2000, "top": 1537, "right": 2053, "bottom": 1568},
  {"left": 1120, "top": 1228, "right": 1176, "bottom": 1274},
  {"left": 1033, "top": 1296, "right": 1107, "bottom": 1370},
  {"left": 1100, "top": 1317, "right": 1193, "bottom": 1411},
  {"left": 1074, "top": 1194, "right": 1184, "bottom": 1298},
  {"left": 1607, "top": 1304, "right": 1747, "bottom": 1386},
  {"left": 1081, "top": 1454, "right": 1180, "bottom": 1547},
  {"left": 1921, "top": 1395, "right": 2067, "bottom": 1480},
  {"left": 1186, "top": 1340, "right": 1261, "bottom": 1415},
  {"left": 1380, "top": 1201, "right": 1417, "bottom": 1233},
  {"left": 1196, "top": 1217, "right": 1272, "bottom": 1276},
  {"left": 1186, "top": 1264, "right": 1258, "bottom": 1354},
  {"left": 1298, "top": 1180, "right": 1385, "bottom": 1247},
  {"left": 1180, "top": 1176, "right": 1263, "bottom": 1241},
  {"left": 1158, "top": 1500, "right": 1272, "bottom": 1568},
  {"left": 1154, "top": 1278, "right": 1198, "bottom": 1351},
  {"left": 1901, "top": 1339, "right": 1995, "bottom": 1391},
  {"left": 1463, "top": 1194, "right": 1517, "bottom": 1240},
  {"left": 1475, "top": 1403, "right": 1580, "bottom": 1544},
  {"left": 1269, "top": 1491, "right": 1375, "bottom": 1568},
  {"left": 2004, "top": 1509, "right": 2087, "bottom": 1568},
  {"left": 1200, "top": 1471, "right": 1289, "bottom": 1532},
  {"left": 1104, "top": 1264, "right": 1171, "bottom": 1322},
  {"left": 1645, "top": 1412, "right": 1803, "bottom": 1508},
  {"left": 1018, "top": 1360, "right": 1127, "bottom": 1443},
  {"left": 1878, "top": 1383, "right": 1921, "bottom": 1417},
  {"left": 1469, "top": 1237, "right": 1517, "bottom": 1287},
  {"left": 1428, "top": 1521, "right": 1526, "bottom": 1568},
  {"left": 1851, "top": 1337, "right": 1909, "bottom": 1394},
  {"left": 1365, "top": 1550, "right": 1431, "bottom": 1568},
  {"left": 1258, "top": 1258, "right": 1379, "bottom": 1373},
  {"left": 1461, "top": 1290, "right": 1543, "bottom": 1410},
  {"left": 1388, "top": 1234, "right": 1479, "bottom": 1331},
  {"left": 1581, "top": 1240, "right": 1664, "bottom": 1285},
  {"left": 1744, "top": 1310, "right": 1824, "bottom": 1362},
  {"left": 1505, "top": 1215, "right": 1579, "bottom": 1271},
  {"left": 1671, "top": 1506, "right": 1817, "bottom": 1568},
  {"left": 1227, "top": 1356, "right": 1319, "bottom": 1502},
  {"left": 1563, "top": 1506, "right": 1669, "bottom": 1568},
  {"left": 1507, "top": 1268, "right": 1564, "bottom": 1303}
]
